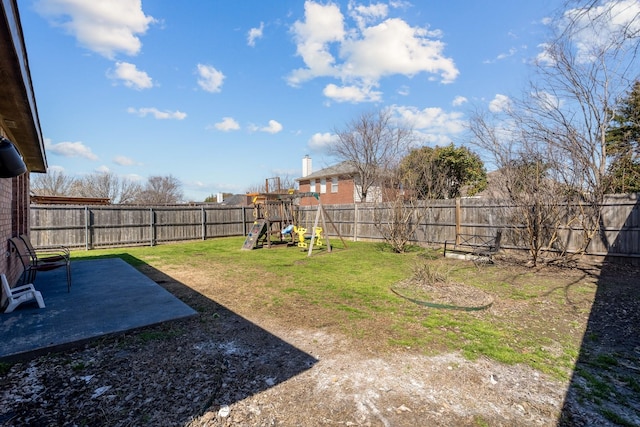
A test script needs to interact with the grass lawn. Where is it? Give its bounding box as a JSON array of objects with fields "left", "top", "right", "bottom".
[{"left": 73, "top": 236, "right": 598, "bottom": 381}]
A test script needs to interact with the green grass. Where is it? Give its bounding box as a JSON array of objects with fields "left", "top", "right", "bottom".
[
  {"left": 71, "top": 236, "right": 593, "bottom": 380},
  {"left": 601, "top": 409, "right": 637, "bottom": 427},
  {"left": 0, "top": 362, "right": 13, "bottom": 375}
]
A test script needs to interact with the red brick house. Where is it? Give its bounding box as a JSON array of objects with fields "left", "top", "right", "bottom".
[
  {"left": 296, "top": 157, "right": 383, "bottom": 206},
  {"left": 1, "top": 1, "right": 48, "bottom": 286}
]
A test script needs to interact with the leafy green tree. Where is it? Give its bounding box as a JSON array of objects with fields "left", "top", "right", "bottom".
[
  {"left": 606, "top": 81, "right": 640, "bottom": 193},
  {"left": 399, "top": 144, "right": 486, "bottom": 199}
]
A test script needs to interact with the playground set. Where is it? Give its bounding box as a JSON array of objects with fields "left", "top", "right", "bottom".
[{"left": 241, "top": 184, "right": 345, "bottom": 255}]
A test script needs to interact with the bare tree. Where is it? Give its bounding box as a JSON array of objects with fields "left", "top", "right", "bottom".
[
  {"left": 247, "top": 175, "right": 298, "bottom": 194},
  {"left": 372, "top": 168, "right": 421, "bottom": 253},
  {"left": 118, "top": 178, "right": 144, "bottom": 204},
  {"left": 71, "top": 172, "right": 142, "bottom": 204},
  {"left": 526, "top": 0, "right": 640, "bottom": 252},
  {"left": 331, "top": 109, "right": 414, "bottom": 202},
  {"left": 30, "top": 170, "right": 77, "bottom": 196},
  {"left": 468, "top": 109, "right": 567, "bottom": 266},
  {"left": 134, "top": 175, "right": 184, "bottom": 205},
  {"left": 469, "top": 0, "right": 640, "bottom": 262},
  {"left": 560, "top": 0, "right": 640, "bottom": 48}
]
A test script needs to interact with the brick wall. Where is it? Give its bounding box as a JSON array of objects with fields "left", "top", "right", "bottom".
[
  {"left": 0, "top": 167, "right": 29, "bottom": 286},
  {"left": 0, "top": 178, "right": 12, "bottom": 279},
  {"left": 298, "top": 177, "right": 356, "bottom": 206}
]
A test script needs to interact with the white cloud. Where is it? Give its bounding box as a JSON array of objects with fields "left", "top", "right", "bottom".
[
  {"left": 108, "top": 61, "right": 153, "bottom": 90},
  {"left": 196, "top": 64, "right": 225, "bottom": 93},
  {"left": 288, "top": 1, "right": 458, "bottom": 102},
  {"left": 95, "top": 165, "right": 110, "bottom": 173},
  {"left": 390, "top": 105, "right": 466, "bottom": 145},
  {"left": 214, "top": 117, "right": 240, "bottom": 131},
  {"left": 308, "top": 132, "right": 338, "bottom": 152},
  {"left": 484, "top": 47, "right": 517, "bottom": 63},
  {"left": 288, "top": 1, "right": 345, "bottom": 86},
  {"left": 535, "top": 42, "right": 555, "bottom": 66},
  {"left": 534, "top": 90, "right": 562, "bottom": 111},
  {"left": 544, "top": 0, "right": 640, "bottom": 63},
  {"left": 34, "top": 0, "right": 155, "bottom": 59},
  {"left": 348, "top": 1, "right": 388, "bottom": 29},
  {"left": 247, "top": 22, "right": 264, "bottom": 47},
  {"left": 46, "top": 140, "right": 98, "bottom": 160},
  {"left": 113, "top": 155, "right": 137, "bottom": 166},
  {"left": 392, "top": 105, "right": 466, "bottom": 134},
  {"left": 389, "top": 0, "right": 412, "bottom": 9},
  {"left": 323, "top": 83, "right": 382, "bottom": 103},
  {"left": 260, "top": 120, "right": 283, "bottom": 134},
  {"left": 452, "top": 96, "right": 468, "bottom": 106},
  {"left": 127, "top": 107, "right": 187, "bottom": 120},
  {"left": 496, "top": 47, "right": 517, "bottom": 60},
  {"left": 341, "top": 18, "right": 456, "bottom": 82},
  {"left": 489, "top": 94, "right": 510, "bottom": 113}
]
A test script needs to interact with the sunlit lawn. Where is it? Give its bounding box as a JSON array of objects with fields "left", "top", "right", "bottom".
[{"left": 73, "top": 236, "right": 597, "bottom": 380}]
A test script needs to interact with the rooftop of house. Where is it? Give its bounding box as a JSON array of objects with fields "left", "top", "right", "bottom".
[
  {"left": 296, "top": 161, "right": 355, "bottom": 181},
  {"left": 1, "top": 0, "right": 47, "bottom": 172},
  {"left": 220, "top": 194, "right": 251, "bottom": 206}
]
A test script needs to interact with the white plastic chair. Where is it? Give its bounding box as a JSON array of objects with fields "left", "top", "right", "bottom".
[{"left": 1, "top": 273, "right": 45, "bottom": 313}]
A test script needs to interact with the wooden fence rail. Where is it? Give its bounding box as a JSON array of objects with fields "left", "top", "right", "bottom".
[
  {"left": 30, "top": 205, "right": 251, "bottom": 250},
  {"left": 30, "top": 194, "right": 640, "bottom": 260}
]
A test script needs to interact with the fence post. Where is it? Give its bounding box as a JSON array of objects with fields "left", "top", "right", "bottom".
[
  {"left": 353, "top": 203, "right": 358, "bottom": 241},
  {"left": 242, "top": 206, "right": 248, "bottom": 236},
  {"left": 84, "top": 206, "right": 90, "bottom": 250},
  {"left": 149, "top": 208, "right": 155, "bottom": 246},
  {"left": 201, "top": 206, "right": 206, "bottom": 240},
  {"left": 455, "top": 197, "right": 461, "bottom": 245}
]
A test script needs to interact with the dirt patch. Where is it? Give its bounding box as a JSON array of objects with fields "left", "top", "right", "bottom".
[
  {"left": 1, "top": 258, "right": 639, "bottom": 426},
  {"left": 392, "top": 279, "right": 495, "bottom": 309}
]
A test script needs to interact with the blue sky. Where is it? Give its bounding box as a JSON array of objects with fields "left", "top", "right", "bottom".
[{"left": 19, "top": 0, "right": 566, "bottom": 202}]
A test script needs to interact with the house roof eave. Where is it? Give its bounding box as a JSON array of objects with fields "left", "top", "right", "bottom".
[{"left": 0, "top": 0, "right": 47, "bottom": 173}]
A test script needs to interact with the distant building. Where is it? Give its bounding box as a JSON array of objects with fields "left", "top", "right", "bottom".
[
  {"left": 295, "top": 158, "right": 384, "bottom": 206},
  {"left": 220, "top": 194, "right": 252, "bottom": 206}
]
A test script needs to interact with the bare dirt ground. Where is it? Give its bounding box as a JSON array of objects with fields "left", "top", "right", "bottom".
[{"left": 1, "top": 258, "right": 638, "bottom": 426}]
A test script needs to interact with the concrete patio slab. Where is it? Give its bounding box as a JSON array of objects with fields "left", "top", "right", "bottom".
[{"left": 0, "top": 257, "right": 197, "bottom": 360}]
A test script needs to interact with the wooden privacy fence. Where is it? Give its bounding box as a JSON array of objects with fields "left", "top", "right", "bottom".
[
  {"left": 30, "top": 204, "right": 250, "bottom": 250},
  {"left": 30, "top": 194, "right": 640, "bottom": 259}
]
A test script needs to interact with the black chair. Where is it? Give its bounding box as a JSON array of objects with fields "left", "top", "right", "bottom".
[{"left": 8, "top": 236, "right": 72, "bottom": 292}]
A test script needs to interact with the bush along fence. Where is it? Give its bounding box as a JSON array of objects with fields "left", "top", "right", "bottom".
[{"left": 29, "top": 193, "right": 640, "bottom": 260}]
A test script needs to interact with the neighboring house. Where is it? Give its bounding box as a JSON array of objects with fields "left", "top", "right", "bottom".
[
  {"left": 219, "top": 194, "right": 252, "bottom": 206},
  {"left": 296, "top": 157, "right": 383, "bottom": 206},
  {"left": 1, "top": 1, "right": 48, "bottom": 286}
]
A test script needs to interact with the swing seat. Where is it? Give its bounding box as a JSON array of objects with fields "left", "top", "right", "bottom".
[
  {"left": 1, "top": 273, "right": 45, "bottom": 313},
  {"left": 292, "top": 226, "right": 323, "bottom": 248},
  {"left": 313, "top": 227, "right": 323, "bottom": 247},
  {"left": 293, "top": 226, "right": 308, "bottom": 248}
]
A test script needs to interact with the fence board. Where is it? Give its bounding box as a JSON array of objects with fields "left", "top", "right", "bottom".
[{"left": 29, "top": 194, "right": 640, "bottom": 259}]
